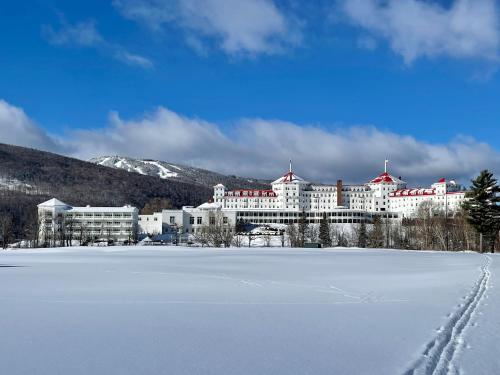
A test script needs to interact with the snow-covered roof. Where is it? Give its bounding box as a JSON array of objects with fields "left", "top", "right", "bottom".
[
  {"left": 69, "top": 206, "right": 137, "bottom": 213},
  {"left": 38, "top": 198, "right": 71, "bottom": 208},
  {"left": 369, "top": 172, "right": 405, "bottom": 185},
  {"left": 38, "top": 198, "right": 136, "bottom": 212},
  {"left": 272, "top": 171, "right": 308, "bottom": 184},
  {"left": 197, "top": 202, "right": 222, "bottom": 210}
]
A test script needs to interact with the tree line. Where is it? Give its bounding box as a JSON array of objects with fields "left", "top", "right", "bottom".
[
  {"left": 1, "top": 164, "right": 498, "bottom": 252},
  {"left": 185, "top": 170, "right": 500, "bottom": 252},
  {"left": 287, "top": 170, "right": 499, "bottom": 252}
]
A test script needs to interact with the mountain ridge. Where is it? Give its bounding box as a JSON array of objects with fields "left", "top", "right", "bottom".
[
  {"left": 0, "top": 143, "right": 270, "bottom": 241},
  {"left": 89, "top": 155, "right": 270, "bottom": 190}
]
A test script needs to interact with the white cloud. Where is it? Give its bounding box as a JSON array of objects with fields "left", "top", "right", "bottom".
[
  {"left": 356, "top": 35, "right": 377, "bottom": 50},
  {"left": 0, "top": 99, "right": 499, "bottom": 185},
  {"left": 113, "top": 0, "right": 301, "bottom": 56},
  {"left": 43, "top": 20, "right": 104, "bottom": 47},
  {"left": 112, "top": 48, "right": 154, "bottom": 68},
  {"left": 43, "top": 18, "right": 153, "bottom": 68},
  {"left": 341, "top": 0, "right": 500, "bottom": 63},
  {"left": 0, "top": 100, "right": 64, "bottom": 152}
]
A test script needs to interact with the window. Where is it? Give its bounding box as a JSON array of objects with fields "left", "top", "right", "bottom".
[
  {"left": 223, "top": 217, "right": 228, "bottom": 224},
  {"left": 210, "top": 217, "right": 215, "bottom": 225},
  {"left": 189, "top": 217, "right": 195, "bottom": 224},
  {"left": 197, "top": 217, "right": 202, "bottom": 225},
  {"left": 170, "top": 216, "right": 175, "bottom": 224}
]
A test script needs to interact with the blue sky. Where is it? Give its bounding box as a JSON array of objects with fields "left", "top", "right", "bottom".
[{"left": 1, "top": 0, "right": 500, "bottom": 184}]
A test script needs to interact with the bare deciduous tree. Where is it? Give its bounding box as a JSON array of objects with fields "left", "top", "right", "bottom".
[
  {"left": 0, "top": 214, "right": 13, "bottom": 249},
  {"left": 194, "top": 212, "right": 234, "bottom": 248}
]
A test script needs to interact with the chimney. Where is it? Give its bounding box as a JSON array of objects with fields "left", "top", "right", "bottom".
[{"left": 336, "top": 179, "right": 343, "bottom": 206}]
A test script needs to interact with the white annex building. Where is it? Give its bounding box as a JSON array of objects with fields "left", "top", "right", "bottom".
[
  {"left": 38, "top": 198, "right": 139, "bottom": 244},
  {"left": 138, "top": 161, "right": 467, "bottom": 236},
  {"left": 139, "top": 202, "right": 237, "bottom": 236}
]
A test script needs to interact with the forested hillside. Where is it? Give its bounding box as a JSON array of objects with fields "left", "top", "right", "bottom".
[{"left": 0, "top": 143, "right": 266, "bottom": 240}]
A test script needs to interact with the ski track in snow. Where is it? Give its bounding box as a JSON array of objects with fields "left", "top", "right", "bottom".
[
  {"left": 111, "top": 270, "right": 403, "bottom": 303},
  {"left": 143, "top": 160, "right": 178, "bottom": 178},
  {"left": 404, "top": 255, "right": 492, "bottom": 375},
  {"left": 168, "top": 164, "right": 183, "bottom": 171}
]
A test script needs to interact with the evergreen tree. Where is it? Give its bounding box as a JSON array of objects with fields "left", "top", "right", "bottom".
[
  {"left": 319, "top": 212, "right": 331, "bottom": 247},
  {"left": 286, "top": 224, "right": 299, "bottom": 247},
  {"left": 357, "top": 220, "right": 367, "bottom": 248},
  {"left": 463, "top": 170, "right": 500, "bottom": 253},
  {"left": 337, "top": 231, "right": 348, "bottom": 247},
  {"left": 235, "top": 219, "right": 246, "bottom": 234},
  {"left": 298, "top": 210, "right": 308, "bottom": 247},
  {"left": 369, "top": 216, "right": 384, "bottom": 248}
]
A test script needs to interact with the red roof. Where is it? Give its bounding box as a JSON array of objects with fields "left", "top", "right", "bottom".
[
  {"left": 389, "top": 188, "right": 466, "bottom": 198},
  {"left": 272, "top": 171, "right": 307, "bottom": 184},
  {"left": 389, "top": 188, "right": 435, "bottom": 197},
  {"left": 369, "top": 172, "right": 404, "bottom": 184},
  {"left": 282, "top": 171, "right": 294, "bottom": 182},
  {"left": 438, "top": 178, "right": 446, "bottom": 183}
]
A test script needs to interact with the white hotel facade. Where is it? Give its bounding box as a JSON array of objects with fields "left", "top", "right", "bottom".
[
  {"left": 139, "top": 162, "right": 467, "bottom": 236},
  {"left": 38, "top": 198, "right": 139, "bottom": 244}
]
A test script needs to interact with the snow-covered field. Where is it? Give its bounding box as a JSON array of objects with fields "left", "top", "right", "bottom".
[{"left": 0, "top": 247, "right": 497, "bottom": 375}]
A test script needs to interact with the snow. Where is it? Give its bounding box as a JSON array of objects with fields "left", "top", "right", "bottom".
[
  {"left": 68, "top": 206, "right": 136, "bottom": 213},
  {"left": 99, "top": 157, "right": 179, "bottom": 179},
  {"left": 113, "top": 158, "right": 147, "bottom": 175},
  {"left": 0, "top": 247, "right": 496, "bottom": 375},
  {"left": 143, "top": 160, "right": 178, "bottom": 178},
  {"left": 0, "top": 176, "right": 34, "bottom": 191},
  {"left": 37, "top": 197, "right": 70, "bottom": 207},
  {"left": 457, "top": 256, "right": 500, "bottom": 375},
  {"left": 100, "top": 156, "right": 112, "bottom": 165},
  {"left": 168, "top": 163, "right": 183, "bottom": 171},
  {"left": 197, "top": 202, "right": 222, "bottom": 210}
]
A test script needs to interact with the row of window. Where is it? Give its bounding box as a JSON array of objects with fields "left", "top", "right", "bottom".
[
  {"left": 44, "top": 227, "right": 133, "bottom": 234},
  {"left": 237, "top": 211, "right": 368, "bottom": 218},
  {"left": 48, "top": 220, "right": 133, "bottom": 226},
  {"left": 188, "top": 216, "right": 203, "bottom": 225},
  {"left": 185, "top": 216, "right": 229, "bottom": 225},
  {"left": 240, "top": 218, "right": 369, "bottom": 224},
  {"left": 65, "top": 213, "right": 133, "bottom": 218}
]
